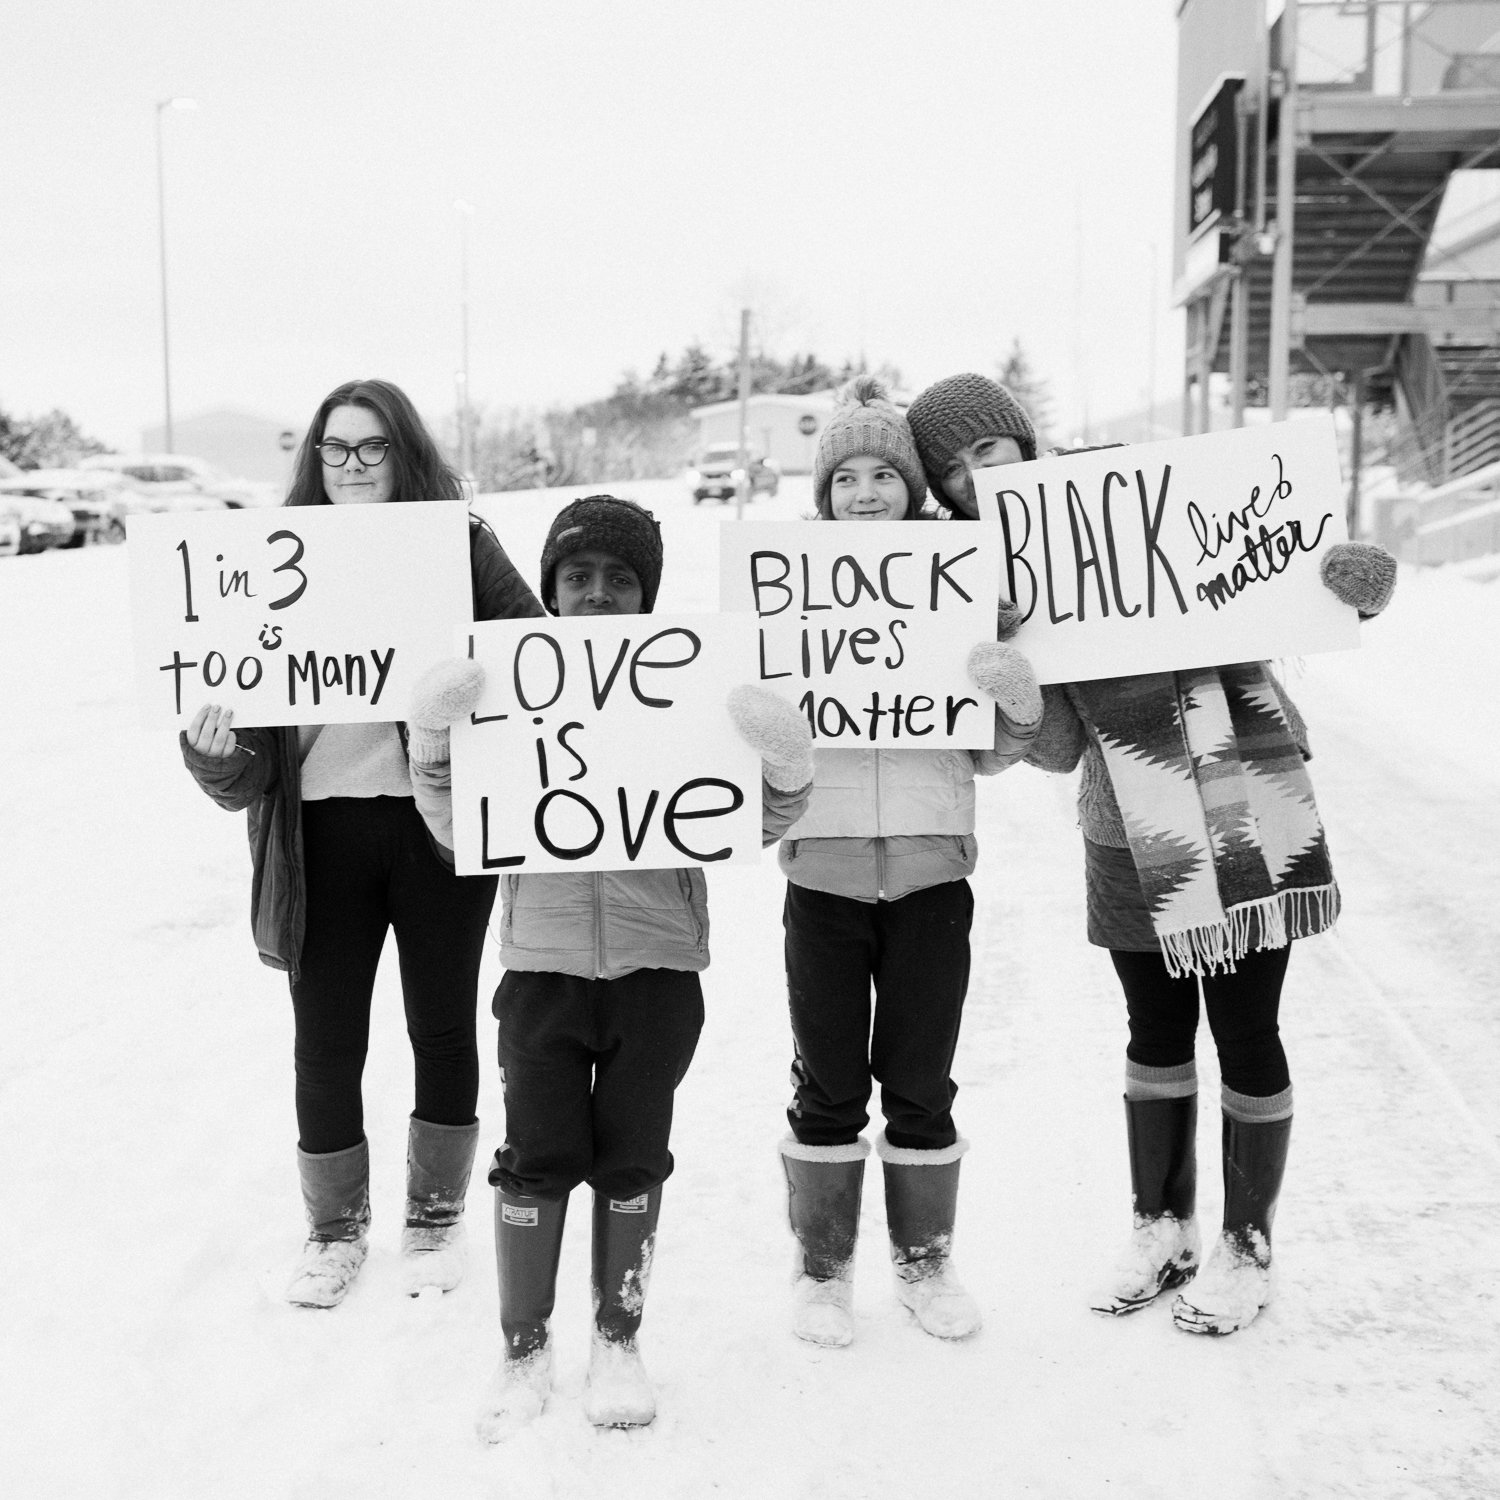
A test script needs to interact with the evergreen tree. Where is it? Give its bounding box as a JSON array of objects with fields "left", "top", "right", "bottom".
[
  {"left": 0, "top": 407, "right": 108, "bottom": 469},
  {"left": 996, "top": 339, "right": 1054, "bottom": 446}
]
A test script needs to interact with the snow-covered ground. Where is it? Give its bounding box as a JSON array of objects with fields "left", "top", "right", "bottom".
[{"left": 2, "top": 474, "right": 1497, "bottom": 1499}]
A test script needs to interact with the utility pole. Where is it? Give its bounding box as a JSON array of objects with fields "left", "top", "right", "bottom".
[
  {"left": 154, "top": 97, "right": 196, "bottom": 453},
  {"left": 1268, "top": 1, "right": 1299, "bottom": 421},
  {"left": 735, "top": 307, "right": 751, "bottom": 522}
]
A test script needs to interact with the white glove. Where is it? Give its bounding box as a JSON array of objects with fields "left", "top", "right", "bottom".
[
  {"left": 406, "top": 658, "right": 486, "bottom": 764},
  {"left": 966, "top": 642, "right": 1041, "bottom": 728},
  {"left": 726, "top": 684, "right": 814, "bottom": 792}
]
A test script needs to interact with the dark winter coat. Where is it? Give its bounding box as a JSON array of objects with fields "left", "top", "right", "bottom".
[{"left": 181, "top": 516, "right": 544, "bottom": 981}]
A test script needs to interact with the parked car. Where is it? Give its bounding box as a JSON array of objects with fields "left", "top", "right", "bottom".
[
  {"left": 687, "top": 443, "right": 780, "bottom": 503},
  {"left": 0, "top": 493, "right": 76, "bottom": 553},
  {"left": 0, "top": 470, "right": 130, "bottom": 545},
  {"left": 77, "top": 452, "right": 254, "bottom": 510},
  {"left": 0, "top": 509, "right": 20, "bottom": 557}
]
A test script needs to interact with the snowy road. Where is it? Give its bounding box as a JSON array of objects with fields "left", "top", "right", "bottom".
[{"left": 2, "top": 480, "right": 1496, "bottom": 1499}]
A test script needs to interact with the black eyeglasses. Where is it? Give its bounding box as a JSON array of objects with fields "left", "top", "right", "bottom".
[{"left": 316, "top": 439, "right": 390, "bottom": 468}]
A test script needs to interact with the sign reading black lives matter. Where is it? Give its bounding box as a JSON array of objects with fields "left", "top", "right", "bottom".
[
  {"left": 973, "top": 416, "right": 1360, "bottom": 685},
  {"left": 127, "top": 502, "right": 473, "bottom": 728},
  {"left": 449, "top": 615, "right": 763, "bottom": 876},
  {"left": 718, "top": 508, "right": 1003, "bottom": 748}
]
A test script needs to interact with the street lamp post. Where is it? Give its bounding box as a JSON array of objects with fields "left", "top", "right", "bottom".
[
  {"left": 154, "top": 97, "right": 196, "bottom": 454},
  {"left": 455, "top": 199, "right": 476, "bottom": 477}
]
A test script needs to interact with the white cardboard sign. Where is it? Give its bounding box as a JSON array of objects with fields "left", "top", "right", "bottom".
[
  {"left": 718, "top": 511, "right": 1003, "bottom": 747},
  {"left": 449, "top": 614, "right": 763, "bottom": 876},
  {"left": 973, "top": 416, "right": 1360, "bottom": 683},
  {"left": 127, "top": 502, "right": 474, "bottom": 729}
]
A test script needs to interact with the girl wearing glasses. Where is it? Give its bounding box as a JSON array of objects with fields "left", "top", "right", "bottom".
[{"left": 180, "top": 378, "right": 545, "bottom": 1310}]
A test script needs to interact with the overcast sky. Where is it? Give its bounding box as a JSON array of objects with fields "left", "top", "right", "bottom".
[{"left": 4, "top": 0, "right": 1181, "bottom": 450}]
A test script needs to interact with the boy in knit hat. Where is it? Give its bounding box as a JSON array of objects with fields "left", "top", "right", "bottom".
[
  {"left": 405, "top": 495, "right": 815, "bottom": 1437},
  {"left": 906, "top": 372, "right": 1036, "bottom": 519},
  {"left": 774, "top": 379, "right": 1044, "bottom": 1349}
]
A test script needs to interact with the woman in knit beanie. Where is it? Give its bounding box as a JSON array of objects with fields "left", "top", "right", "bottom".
[
  {"left": 771, "top": 377, "right": 1045, "bottom": 1349},
  {"left": 906, "top": 372, "right": 1036, "bottom": 519}
]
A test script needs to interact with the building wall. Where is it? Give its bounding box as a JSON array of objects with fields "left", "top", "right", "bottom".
[
  {"left": 693, "top": 398, "right": 833, "bottom": 473},
  {"left": 140, "top": 410, "right": 302, "bottom": 482}
]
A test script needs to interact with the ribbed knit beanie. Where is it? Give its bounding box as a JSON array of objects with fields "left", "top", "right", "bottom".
[
  {"left": 539, "top": 494, "right": 665, "bottom": 613},
  {"left": 812, "top": 375, "right": 927, "bottom": 519},
  {"left": 906, "top": 373, "right": 1038, "bottom": 499}
]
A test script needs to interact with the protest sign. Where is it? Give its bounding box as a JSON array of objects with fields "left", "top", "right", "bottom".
[
  {"left": 973, "top": 416, "right": 1360, "bottom": 683},
  {"left": 449, "top": 614, "right": 763, "bottom": 876},
  {"left": 718, "top": 508, "right": 1003, "bottom": 747},
  {"left": 127, "top": 502, "right": 473, "bottom": 728}
]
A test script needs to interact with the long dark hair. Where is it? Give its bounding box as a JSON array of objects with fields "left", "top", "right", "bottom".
[{"left": 285, "top": 378, "right": 464, "bottom": 507}]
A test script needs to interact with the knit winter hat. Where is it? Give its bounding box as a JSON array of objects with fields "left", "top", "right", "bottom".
[
  {"left": 539, "top": 494, "right": 665, "bottom": 613},
  {"left": 906, "top": 373, "right": 1038, "bottom": 500},
  {"left": 812, "top": 375, "right": 927, "bottom": 519}
]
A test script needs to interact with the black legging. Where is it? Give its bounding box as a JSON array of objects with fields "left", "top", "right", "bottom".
[
  {"left": 292, "top": 797, "right": 498, "bottom": 1153},
  {"left": 1111, "top": 946, "right": 1291, "bottom": 1098}
]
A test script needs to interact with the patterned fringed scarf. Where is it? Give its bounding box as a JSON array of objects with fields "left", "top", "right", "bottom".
[{"left": 1073, "top": 663, "right": 1340, "bottom": 977}]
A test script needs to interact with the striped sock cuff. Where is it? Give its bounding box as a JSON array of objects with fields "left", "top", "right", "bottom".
[
  {"left": 1222, "top": 1084, "right": 1294, "bottom": 1123},
  {"left": 1125, "top": 1060, "right": 1198, "bottom": 1101}
]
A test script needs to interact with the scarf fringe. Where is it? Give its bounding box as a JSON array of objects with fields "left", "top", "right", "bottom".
[{"left": 1158, "top": 883, "right": 1341, "bottom": 979}]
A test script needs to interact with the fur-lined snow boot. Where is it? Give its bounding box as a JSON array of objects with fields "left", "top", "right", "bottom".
[
  {"left": 476, "top": 1188, "right": 568, "bottom": 1443},
  {"left": 877, "top": 1133, "right": 982, "bottom": 1340},
  {"left": 286, "top": 1137, "right": 371, "bottom": 1309},
  {"left": 781, "top": 1136, "right": 868, "bottom": 1347},
  {"left": 583, "top": 1187, "right": 662, "bottom": 1428},
  {"left": 1092, "top": 1095, "right": 1200, "bottom": 1316},
  {"left": 1173, "top": 1111, "right": 1292, "bottom": 1336},
  {"left": 401, "top": 1115, "right": 480, "bottom": 1296}
]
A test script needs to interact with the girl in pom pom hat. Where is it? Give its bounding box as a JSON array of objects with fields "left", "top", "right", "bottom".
[
  {"left": 908, "top": 370, "right": 1399, "bottom": 1335},
  {"left": 405, "top": 494, "right": 815, "bottom": 1438},
  {"left": 774, "top": 377, "right": 1045, "bottom": 1349}
]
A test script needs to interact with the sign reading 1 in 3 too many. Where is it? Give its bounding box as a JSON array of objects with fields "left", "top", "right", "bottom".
[{"left": 126, "top": 502, "right": 474, "bottom": 729}]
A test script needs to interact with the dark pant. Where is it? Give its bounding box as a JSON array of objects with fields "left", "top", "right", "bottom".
[
  {"left": 291, "top": 797, "right": 498, "bottom": 1154},
  {"left": 783, "top": 879, "right": 974, "bottom": 1151},
  {"left": 1111, "top": 946, "right": 1292, "bottom": 1097},
  {"left": 488, "top": 967, "right": 705, "bottom": 1201}
]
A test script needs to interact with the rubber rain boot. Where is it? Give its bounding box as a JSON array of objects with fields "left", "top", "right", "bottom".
[
  {"left": 878, "top": 1134, "right": 981, "bottom": 1340},
  {"left": 1092, "top": 1095, "right": 1200, "bottom": 1316},
  {"left": 781, "top": 1136, "right": 869, "bottom": 1347},
  {"left": 475, "top": 1187, "right": 568, "bottom": 1443},
  {"left": 583, "top": 1186, "right": 662, "bottom": 1429},
  {"left": 1174, "top": 1113, "right": 1292, "bottom": 1336},
  {"left": 401, "top": 1115, "right": 481, "bottom": 1296},
  {"left": 286, "top": 1137, "right": 371, "bottom": 1309}
]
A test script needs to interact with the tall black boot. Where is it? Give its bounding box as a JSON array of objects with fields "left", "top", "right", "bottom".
[
  {"left": 584, "top": 1186, "right": 662, "bottom": 1429},
  {"left": 1174, "top": 1113, "right": 1293, "bottom": 1336},
  {"left": 877, "top": 1134, "right": 982, "bottom": 1340},
  {"left": 475, "top": 1186, "right": 567, "bottom": 1443},
  {"left": 781, "top": 1137, "right": 868, "bottom": 1346},
  {"left": 1092, "top": 1095, "right": 1201, "bottom": 1316}
]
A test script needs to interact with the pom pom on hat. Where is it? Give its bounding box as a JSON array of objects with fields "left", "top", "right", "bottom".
[{"left": 812, "top": 376, "right": 927, "bottom": 519}]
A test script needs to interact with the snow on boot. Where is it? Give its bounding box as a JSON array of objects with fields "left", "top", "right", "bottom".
[
  {"left": 401, "top": 1115, "right": 480, "bottom": 1296},
  {"left": 877, "top": 1133, "right": 982, "bottom": 1341},
  {"left": 1174, "top": 1112, "right": 1292, "bottom": 1337},
  {"left": 780, "top": 1136, "right": 868, "bottom": 1347},
  {"left": 287, "top": 1137, "right": 371, "bottom": 1309},
  {"left": 475, "top": 1186, "right": 568, "bottom": 1442},
  {"left": 584, "top": 1187, "right": 661, "bottom": 1428},
  {"left": 475, "top": 1346, "right": 553, "bottom": 1445},
  {"left": 1093, "top": 1094, "right": 1200, "bottom": 1317}
]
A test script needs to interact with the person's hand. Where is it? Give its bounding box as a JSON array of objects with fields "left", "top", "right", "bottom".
[
  {"left": 726, "top": 684, "right": 814, "bottom": 792},
  {"left": 966, "top": 642, "right": 1041, "bottom": 727},
  {"left": 407, "top": 658, "right": 486, "bottom": 765},
  {"left": 996, "top": 598, "right": 1025, "bottom": 642},
  {"left": 185, "top": 704, "right": 240, "bottom": 759},
  {"left": 1321, "top": 542, "right": 1397, "bottom": 618}
]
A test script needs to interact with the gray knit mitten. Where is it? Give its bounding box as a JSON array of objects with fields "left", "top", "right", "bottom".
[
  {"left": 996, "top": 598, "right": 1025, "bottom": 642},
  {"left": 406, "top": 658, "right": 485, "bottom": 765},
  {"left": 1321, "top": 542, "right": 1396, "bottom": 619},
  {"left": 726, "top": 685, "right": 815, "bottom": 792},
  {"left": 966, "top": 642, "right": 1042, "bottom": 727}
]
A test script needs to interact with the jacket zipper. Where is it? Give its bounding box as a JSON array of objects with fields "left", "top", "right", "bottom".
[
  {"left": 593, "top": 871, "right": 605, "bottom": 977},
  {"left": 874, "top": 752, "right": 885, "bottom": 899}
]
